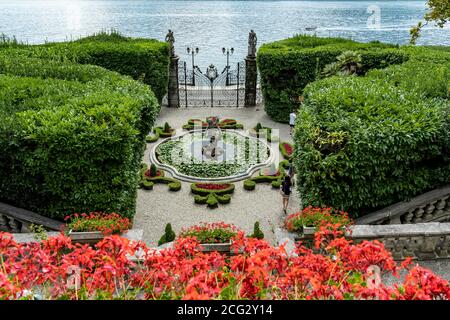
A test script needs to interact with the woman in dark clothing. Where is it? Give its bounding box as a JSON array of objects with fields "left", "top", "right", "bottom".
[{"left": 280, "top": 175, "right": 292, "bottom": 213}]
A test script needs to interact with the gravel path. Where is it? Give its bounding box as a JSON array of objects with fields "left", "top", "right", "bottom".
[{"left": 134, "top": 106, "right": 300, "bottom": 246}]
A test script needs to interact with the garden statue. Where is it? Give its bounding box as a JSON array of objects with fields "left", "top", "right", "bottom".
[
  {"left": 248, "top": 30, "right": 257, "bottom": 57},
  {"left": 165, "top": 29, "right": 176, "bottom": 57}
]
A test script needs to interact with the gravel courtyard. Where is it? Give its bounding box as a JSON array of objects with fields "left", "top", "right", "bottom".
[{"left": 134, "top": 106, "right": 301, "bottom": 246}]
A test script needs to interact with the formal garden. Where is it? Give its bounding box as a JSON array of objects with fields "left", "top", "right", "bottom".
[{"left": 0, "top": 30, "right": 449, "bottom": 300}]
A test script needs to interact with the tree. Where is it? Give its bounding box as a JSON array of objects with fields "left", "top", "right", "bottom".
[
  {"left": 321, "top": 51, "right": 362, "bottom": 78},
  {"left": 249, "top": 221, "right": 264, "bottom": 239},
  {"left": 410, "top": 0, "right": 450, "bottom": 44}
]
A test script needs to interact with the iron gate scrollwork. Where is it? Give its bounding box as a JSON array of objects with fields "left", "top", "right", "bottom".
[{"left": 179, "top": 61, "right": 245, "bottom": 107}]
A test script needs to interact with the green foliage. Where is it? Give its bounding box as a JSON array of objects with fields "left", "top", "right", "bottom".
[
  {"left": 249, "top": 124, "right": 279, "bottom": 142},
  {"left": 257, "top": 35, "right": 407, "bottom": 122},
  {"left": 294, "top": 75, "right": 450, "bottom": 217},
  {"left": 249, "top": 221, "right": 264, "bottom": 240},
  {"left": 0, "top": 31, "right": 169, "bottom": 101},
  {"left": 190, "top": 183, "right": 235, "bottom": 196},
  {"left": 146, "top": 124, "right": 175, "bottom": 143},
  {"left": 163, "top": 122, "right": 171, "bottom": 133},
  {"left": 158, "top": 223, "right": 176, "bottom": 246},
  {"left": 29, "top": 224, "right": 48, "bottom": 241},
  {"left": 0, "top": 68, "right": 158, "bottom": 220},
  {"left": 321, "top": 50, "right": 362, "bottom": 77},
  {"left": 0, "top": 33, "right": 168, "bottom": 220},
  {"left": 255, "top": 123, "right": 263, "bottom": 131},
  {"left": 182, "top": 118, "right": 244, "bottom": 131},
  {"left": 150, "top": 164, "right": 158, "bottom": 177},
  {"left": 191, "top": 183, "right": 234, "bottom": 208},
  {"left": 410, "top": 0, "right": 449, "bottom": 44}
]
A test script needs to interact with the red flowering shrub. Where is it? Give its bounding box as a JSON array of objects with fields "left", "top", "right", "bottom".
[
  {"left": 65, "top": 212, "right": 131, "bottom": 235},
  {"left": 286, "top": 206, "right": 351, "bottom": 234},
  {"left": 178, "top": 222, "right": 239, "bottom": 244},
  {"left": 1, "top": 221, "right": 449, "bottom": 300}
]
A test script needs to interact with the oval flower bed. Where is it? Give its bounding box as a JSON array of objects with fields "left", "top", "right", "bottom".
[
  {"left": 178, "top": 222, "right": 239, "bottom": 252},
  {"left": 64, "top": 212, "right": 132, "bottom": 245},
  {"left": 280, "top": 142, "right": 293, "bottom": 160},
  {"left": 191, "top": 182, "right": 235, "bottom": 196},
  {"left": 285, "top": 206, "right": 351, "bottom": 237}
]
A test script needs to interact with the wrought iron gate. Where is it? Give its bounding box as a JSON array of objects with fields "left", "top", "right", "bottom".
[{"left": 178, "top": 61, "right": 245, "bottom": 107}]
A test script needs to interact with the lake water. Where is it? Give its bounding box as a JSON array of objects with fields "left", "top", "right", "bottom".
[{"left": 0, "top": 0, "right": 448, "bottom": 68}]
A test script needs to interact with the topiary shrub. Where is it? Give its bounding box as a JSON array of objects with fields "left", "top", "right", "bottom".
[
  {"left": 139, "top": 163, "right": 181, "bottom": 192},
  {"left": 244, "top": 161, "right": 287, "bottom": 191},
  {"left": 190, "top": 183, "right": 235, "bottom": 196},
  {"left": 149, "top": 164, "right": 158, "bottom": 177},
  {"left": 249, "top": 221, "right": 264, "bottom": 240},
  {"left": 191, "top": 183, "right": 234, "bottom": 208},
  {"left": 158, "top": 223, "right": 176, "bottom": 246},
  {"left": 163, "top": 122, "right": 171, "bottom": 133},
  {"left": 182, "top": 118, "right": 243, "bottom": 131}
]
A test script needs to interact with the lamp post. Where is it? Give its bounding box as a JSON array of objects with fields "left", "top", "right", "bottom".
[
  {"left": 222, "top": 47, "right": 234, "bottom": 86},
  {"left": 186, "top": 47, "right": 199, "bottom": 86},
  {"left": 206, "top": 64, "right": 218, "bottom": 107}
]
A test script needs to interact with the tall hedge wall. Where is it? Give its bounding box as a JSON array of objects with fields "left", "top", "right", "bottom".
[
  {"left": 288, "top": 37, "right": 450, "bottom": 217},
  {"left": 0, "top": 32, "right": 169, "bottom": 102},
  {"left": 0, "top": 34, "right": 164, "bottom": 220},
  {"left": 257, "top": 36, "right": 408, "bottom": 123}
]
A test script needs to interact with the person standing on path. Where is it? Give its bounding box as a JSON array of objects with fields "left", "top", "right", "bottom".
[
  {"left": 289, "top": 111, "right": 296, "bottom": 135},
  {"left": 280, "top": 175, "right": 292, "bottom": 213}
]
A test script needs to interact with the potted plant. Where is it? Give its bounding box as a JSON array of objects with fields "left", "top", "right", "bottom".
[
  {"left": 285, "top": 206, "right": 351, "bottom": 238},
  {"left": 177, "top": 222, "right": 239, "bottom": 253},
  {"left": 65, "top": 212, "right": 132, "bottom": 245}
]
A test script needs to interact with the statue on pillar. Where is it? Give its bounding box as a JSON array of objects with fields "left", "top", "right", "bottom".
[
  {"left": 165, "top": 29, "right": 176, "bottom": 57},
  {"left": 248, "top": 30, "right": 257, "bottom": 58}
]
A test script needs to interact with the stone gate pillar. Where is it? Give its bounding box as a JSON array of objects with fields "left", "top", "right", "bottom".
[
  {"left": 245, "top": 30, "right": 258, "bottom": 107},
  {"left": 166, "top": 30, "right": 179, "bottom": 108}
]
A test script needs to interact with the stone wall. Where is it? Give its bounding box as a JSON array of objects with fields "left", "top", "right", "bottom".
[
  {"left": 275, "top": 222, "right": 450, "bottom": 261},
  {"left": 0, "top": 202, "right": 64, "bottom": 233}
]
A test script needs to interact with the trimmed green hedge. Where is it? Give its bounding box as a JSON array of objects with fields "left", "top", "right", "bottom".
[
  {"left": 257, "top": 36, "right": 408, "bottom": 123},
  {"left": 0, "top": 34, "right": 167, "bottom": 220},
  {"left": 190, "top": 183, "right": 235, "bottom": 196},
  {"left": 243, "top": 161, "right": 288, "bottom": 190},
  {"left": 146, "top": 124, "right": 175, "bottom": 143},
  {"left": 182, "top": 118, "right": 244, "bottom": 131},
  {"left": 294, "top": 73, "right": 450, "bottom": 217},
  {"left": 139, "top": 163, "right": 181, "bottom": 192},
  {"left": 0, "top": 31, "right": 169, "bottom": 102}
]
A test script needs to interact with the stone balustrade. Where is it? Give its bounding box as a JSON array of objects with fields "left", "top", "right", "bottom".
[
  {"left": 275, "top": 222, "right": 450, "bottom": 261},
  {"left": 0, "top": 202, "right": 64, "bottom": 233},
  {"left": 349, "top": 223, "right": 450, "bottom": 260},
  {"left": 356, "top": 185, "right": 450, "bottom": 225}
]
